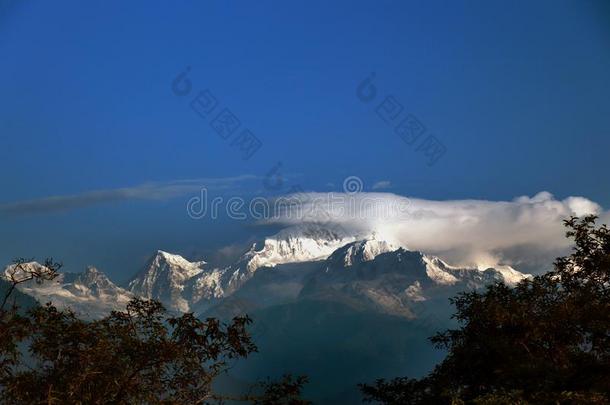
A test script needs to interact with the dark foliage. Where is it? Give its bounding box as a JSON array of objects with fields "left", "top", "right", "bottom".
[
  {"left": 251, "top": 374, "right": 311, "bottom": 405},
  {"left": 0, "top": 260, "right": 309, "bottom": 404},
  {"left": 360, "top": 216, "right": 610, "bottom": 404}
]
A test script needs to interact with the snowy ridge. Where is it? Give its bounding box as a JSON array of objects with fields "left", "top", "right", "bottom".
[
  {"left": 220, "top": 224, "right": 357, "bottom": 294},
  {"left": 422, "top": 256, "right": 460, "bottom": 285},
  {"left": 326, "top": 238, "right": 400, "bottom": 268},
  {"left": 422, "top": 255, "right": 530, "bottom": 286},
  {"left": 3, "top": 263, "right": 132, "bottom": 318},
  {"left": 127, "top": 225, "right": 358, "bottom": 311},
  {"left": 246, "top": 224, "right": 356, "bottom": 271},
  {"left": 489, "top": 264, "right": 532, "bottom": 285}
]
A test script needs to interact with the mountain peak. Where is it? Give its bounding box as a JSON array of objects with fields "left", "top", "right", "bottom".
[
  {"left": 326, "top": 238, "right": 401, "bottom": 268},
  {"left": 73, "top": 266, "right": 122, "bottom": 290},
  {"left": 4, "top": 261, "right": 55, "bottom": 284},
  {"left": 83, "top": 266, "right": 101, "bottom": 276},
  {"left": 78, "top": 266, "right": 108, "bottom": 282},
  {"left": 127, "top": 251, "right": 209, "bottom": 312},
  {"left": 66, "top": 266, "right": 129, "bottom": 301},
  {"left": 154, "top": 250, "right": 207, "bottom": 268}
]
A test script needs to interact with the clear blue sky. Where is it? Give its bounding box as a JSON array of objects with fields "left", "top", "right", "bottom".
[{"left": 1, "top": 0, "right": 609, "bottom": 280}]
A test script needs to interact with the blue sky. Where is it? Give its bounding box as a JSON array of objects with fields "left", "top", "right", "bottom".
[{"left": 1, "top": 0, "right": 609, "bottom": 280}]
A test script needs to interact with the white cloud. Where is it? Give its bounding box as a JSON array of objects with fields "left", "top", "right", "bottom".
[
  {"left": 264, "top": 191, "right": 608, "bottom": 273},
  {"left": 372, "top": 180, "right": 391, "bottom": 190}
]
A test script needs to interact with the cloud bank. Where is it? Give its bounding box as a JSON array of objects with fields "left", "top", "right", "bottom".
[{"left": 264, "top": 191, "right": 608, "bottom": 273}]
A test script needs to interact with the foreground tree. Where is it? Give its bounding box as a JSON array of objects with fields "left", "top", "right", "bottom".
[
  {"left": 0, "top": 260, "right": 309, "bottom": 404},
  {"left": 360, "top": 216, "right": 610, "bottom": 404}
]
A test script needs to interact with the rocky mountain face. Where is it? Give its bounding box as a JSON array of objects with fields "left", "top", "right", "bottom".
[
  {"left": 127, "top": 250, "right": 224, "bottom": 312},
  {"left": 300, "top": 239, "right": 530, "bottom": 318}
]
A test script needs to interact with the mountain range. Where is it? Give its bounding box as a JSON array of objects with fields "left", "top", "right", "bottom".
[
  {"left": 2, "top": 224, "right": 532, "bottom": 403},
  {"left": 3, "top": 224, "right": 530, "bottom": 319}
]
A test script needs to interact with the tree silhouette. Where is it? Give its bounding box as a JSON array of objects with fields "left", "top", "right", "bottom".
[{"left": 360, "top": 216, "right": 610, "bottom": 404}]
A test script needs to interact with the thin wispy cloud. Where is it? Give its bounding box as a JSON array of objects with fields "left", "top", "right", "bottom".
[
  {"left": 372, "top": 180, "right": 391, "bottom": 190},
  {"left": 0, "top": 175, "right": 259, "bottom": 216}
]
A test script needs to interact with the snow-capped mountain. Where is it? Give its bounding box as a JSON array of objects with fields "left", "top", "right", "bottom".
[
  {"left": 64, "top": 266, "right": 131, "bottom": 300},
  {"left": 3, "top": 263, "right": 132, "bottom": 318},
  {"left": 2, "top": 225, "right": 532, "bottom": 320},
  {"left": 300, "top": 238, "right": 531, "bottom": 318},
  {"left": 217, "top": 224, "right": 358, "bottom": 295},
  {"left": 246, "top": 224, "right": 356, "bottom": 270},
  {"left": 0, "top": 228, "right": 538, "bottom": 405},
  {"left": 125, "top": 225, "right": 357, "bottom": 311},
  {"left": 127, "top": 250, "right": 224, "bottom": 312},
  {"left": 421, "top": 255, "right": 529, "bottom": 286}
]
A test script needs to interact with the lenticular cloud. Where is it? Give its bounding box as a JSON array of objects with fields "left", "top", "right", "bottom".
[{"left": 265, "top": 191, "right": 607, "bottom": 273}]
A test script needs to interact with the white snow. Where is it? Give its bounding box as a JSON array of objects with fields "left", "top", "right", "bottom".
[
  {"left": 490, "top": 264, "right": 533, "bottom": 285},
  {"left": 4, "top": 263, "right": 133, "bottom": 318},
  {"left": 245, "top": 224, "right": 357, "bottom": 271},
  {"left": 422, "top": 255, "right": 530, "bottom": 286},
  {"left": 339, "top": 239, "right": 399, "bottom": 267},
  {"left": 422, "top": 256, "right": 460, "bottom": 285}
]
